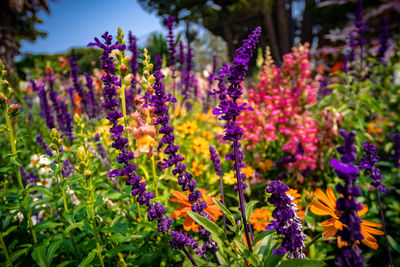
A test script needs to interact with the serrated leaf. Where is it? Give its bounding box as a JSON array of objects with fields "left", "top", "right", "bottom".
[
  {"left": 187, "top": 211, "right": 227, "bottom": 244},
  {"left": 245, "top": 200, "right": 258, "bottom": 223},
  {"left": 77, "top": 249, "right": 96, "bottom": 267},
  {"left": 47, "top": 239, "right": 63, "bottom": 265},
  {"left": 213, "top": 197, "right": 235, "bottom": 226},
  {"left": 279, "top": 259, "right": 325, "bottom": 267},
  {"left": 64, "top": 221, "right": 84, "bottom": 235}
]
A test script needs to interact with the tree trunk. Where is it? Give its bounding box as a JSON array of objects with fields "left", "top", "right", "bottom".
[
  {"left": 263, "top": 11, "right": 281, "bottom": 65},
  {"left": 0, "top": 7, "right": 17, "bottom": 70},
  {"left": 301, "top": 0, "right": 314, "bottom": 44},
  {"left": 276, "top": 0, "right": 290, "bottom": 55}
]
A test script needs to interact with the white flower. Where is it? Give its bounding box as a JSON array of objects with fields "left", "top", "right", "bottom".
[{"left": 39, "top": 155, "right": 52, "bottom": 166}]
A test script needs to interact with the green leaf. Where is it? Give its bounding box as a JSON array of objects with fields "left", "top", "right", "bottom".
[
  {"left": 263, "top": 244, "right": 284, "bottom": 267},
  {"left": 77, "top": 249, "right": 96, "bottom": 267},
  {"left": 32, "top": 221, "right": 63, "bottom": 231},
  {"left": 387, "top": 235, "right": 400, "bottom": 254},
  {"left": 9, "top": 248, "right": 30, "bottom": 264},
  {"left": 110, "top": 233, "right": 141, "bottom": 243},
  {"left": 47, "top": 239, "right": 63, "bottom": 265},
  {"left": 254, "top": 231, "right": 275, "bottom": 259},
  {"left": 279, "top": 259, "right": 326, "bottom": 267},
  {"left": 105, "top": 245, "right": 135, "bottom": 257},
  {"left": 213, "top": 197, "right": 236, "bottom": 226},
  {"left": 56, "top": 261, "right": 72, "bottom": 267},
  {"left": 32, "top": 245, "right": 49, "bottom": 267},
  {"left": 233, "top": 239, "right": 259, "bottom": 266},
  {"left": 2, "top": 225, "right": 18, "bottom": 237},
  {"left": 253, "top": 229, "right": 275, "bottom": 244},
  {"left": 245, "top": 200, "right": 258, "bottom": 223},
  {"left": 64, "top": 221, "right": 84, "bottom": 235},
  {"left": 187, "top": 211, "right": 228, "bottom": 244}
]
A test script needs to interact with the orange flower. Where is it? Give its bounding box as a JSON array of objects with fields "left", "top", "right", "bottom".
[
  {"left": 309, "top": 187, "right": 384, "bottom": 249},
  {"left": 250, "top": 208, "right": 271, "bottom": 232},
  {"left": 286, "top": 188, "right": 305, "bottom": 219},
  {"left": 170, "top": 189, "right": 222, "bottom": 232}
]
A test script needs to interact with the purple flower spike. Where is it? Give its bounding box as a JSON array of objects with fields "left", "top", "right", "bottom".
[
  {"left": 212, "top": 26, "right": 261, "bottom": 252},
  {"left": 266, "top": 180, "right": 306, "bottom": 259},
  {"left": 32, "top": 79, "right": 55, "bottom": 130},
  {"left": 331, "top": 129, "right": 364, "bottom": 267}
]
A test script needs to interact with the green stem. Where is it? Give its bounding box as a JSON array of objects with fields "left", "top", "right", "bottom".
[
  {"left": 305, "top": 232, "right": 322, "bottom": 250},
  {"left": 151, "top": 155, "right": 158, "bottom": 198},
  {"left": 5, "top": 106, "right": 38, "bottom": 244},
  {"left": 5, "top": 107, "right": 23, "bottom": 189},
  {"left": 89, "top": 178, "right": 105, "bottom": 267},
  {"left": 0, "top": 232, "right": 9, "bottom": 262},
  {"left": 117, "top": 252, "right": 127, "bottom": 267}
]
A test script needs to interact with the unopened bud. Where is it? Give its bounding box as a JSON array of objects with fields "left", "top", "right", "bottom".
[
  {"left": 120, "top": 65, "right": 128, "bottom": 74},
  {"left": 84, "top": 170, "right": 92, "bottom": 177},
  {"left": 123, "top": 56, "right": 131, "bottom": 64},
  {"left": 124, "top": 73, "right": 134, "bottom": 84},
  {"left": 8, "top": 103, "right": 20, "bottom": 115}
]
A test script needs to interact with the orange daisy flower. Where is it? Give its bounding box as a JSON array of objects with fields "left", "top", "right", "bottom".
[
  {"left": 250, "top": 208, "right": 271, "bottom": 232},
  {"left": 286, "top": 188, "right": 305, "bottom": 220},
  {"left": 309, "top": 187, "right": 384, "bottom": 249},
  {"left": 170, "top": 189, "right": 222, "bottom": 232}
]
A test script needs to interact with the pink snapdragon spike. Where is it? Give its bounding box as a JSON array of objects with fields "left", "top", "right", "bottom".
[{"left": 238, "top": 43, "right": 320, "bottom": 173}]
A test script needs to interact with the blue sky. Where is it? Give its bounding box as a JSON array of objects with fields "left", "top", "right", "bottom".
[{"left": 20, "top": 0, "right": 164, "bottom": 54}]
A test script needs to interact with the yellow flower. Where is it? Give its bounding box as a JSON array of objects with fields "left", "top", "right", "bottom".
[
  {"left": 174, "top": 106, "right": 187, "bottom": 117},
  {"left": 223, "top": 170, "right": 236, "bottom": 185},
  {"left": 135, "top": 135, "right": 157, "bottom": 156},
  {"left": 176, "top": 121, "right": 198, "bottom": 135},
  {"left": 201, "top": 130, "right": 214, "bottom": 139},
  {"left": 191, "top": 160, "right": 204, "bottom": 176},
  {"left": 195, "top": 113, "right": 209, "bottom": 121},
  {"left": 209, "top": 175, "right": 219, "bottom": 185},
  {"left": 309, "top": 187, "right": 384, "bottom": 249},
  {"left": 242, "top": 165, "right": 254, "bottom": 178},
  {"left": 259, "top": 159, "right": 274, "bottom": 172},
  {"left": 191, "top": 137, "right": 209, "bottom": 154}
]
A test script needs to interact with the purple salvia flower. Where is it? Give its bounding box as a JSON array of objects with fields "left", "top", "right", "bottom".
[
  {"left": 88, "top": 33, "right": 199, "bottom": 262},
  {"left": 377, "top": 17, "right": 390, "bottom": 64},
  {"left": 145, "top": 71, "right": 217, "bottom": 258},
  {"left": 33, "top": 79, "right": 55, "bottom": 129},
  {"left": 388, "top": 133, "right": 400, "bottom": 168},
  {"left": 36, "top": 134, "right": 54, "bottom": 158},
  {"left": 46, "top": 72, "right": 65, "bottom": 130},
  {"left": 59, "top": 100, "right": 74, "bottom": 140},
  {"left": 128, "top": 31, "right": 139, "bottom": 89},
  {"left": 330, "top": 129, "right": 364, "bottom": 267},
  {"left": 266, "top": 180, "right": 306, "bottom": 259},
  {"left": 212, "top": 26, "right": 261, "bottom": 251},
  {"left": 163, "top": 15, "right": 176, "bottom": 79},
  {"left": 70, "top": 57, "right": 87, "bottom": 113},
  {"left": 84, "top": 72, "right": 99, "bottom": 119},
  {"left": 359, "top": 143, "right": 387, "bottom": 192},
  {"left": 360, "top": 142, "right": 393, "bottom": 266},
  {"left": 20, "top": 166, "right": 38, "bottom": 186},
  {"left": 62, "top": 159, "right": 74, "bottom": 178},
  {"left": 209, "top": 145, "right": 227, "bottom": 236},
  {"left": 155, "top": 55, "right": 162, "bottom": 72}
]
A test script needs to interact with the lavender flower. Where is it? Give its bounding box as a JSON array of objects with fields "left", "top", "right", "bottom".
[
  {"left": 330, "top": 129, "right": 364, "bottom": 267},
  {"left": 266, "top": 180, "right": 306, "bottom": 259},
  {"left": 32, "top": 79, "right": 55, "bottom": 129},
  {"left": 62, "top": 159, "right": 74, "bottom": 178},
  {"left": 212, "top": 26, "right": 261, "bottom": 251}
]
